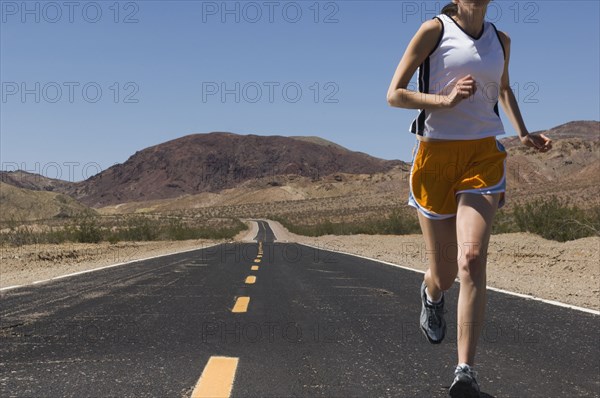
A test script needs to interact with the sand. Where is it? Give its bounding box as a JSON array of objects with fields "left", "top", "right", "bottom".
[{"left": 0, "top": 239, "right": 228, "bottom": 289}]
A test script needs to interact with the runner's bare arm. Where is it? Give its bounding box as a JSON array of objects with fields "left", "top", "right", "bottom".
[
  {"left": 497, "top": 31, "right": 552, "bottom": 151},
  {"left": 497, "top": 32, "right": 528, "bottom": 138},
  {"left": 386, "top": 19, "right": 450, "bottom": 110}
]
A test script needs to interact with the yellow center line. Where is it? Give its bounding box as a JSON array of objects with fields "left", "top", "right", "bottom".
[
  {"left": 245, "top": 276, "right": 256, "bottom": 284},
  {"left": 253, "top": 259, "right": 261, "bottom": 263},
  {"left": 251, "top": 266, "right": 259, "bottom": 271},
  {"left": 191, "top": 356, "right": 239, "bottom": 398},
  {"left": 231, "top": 296, "right": 250, "bottom": 313}
]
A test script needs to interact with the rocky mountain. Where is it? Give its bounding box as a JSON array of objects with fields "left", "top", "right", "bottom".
[{"left": 64, "top": 133, "right": 405, "bottom": 207}]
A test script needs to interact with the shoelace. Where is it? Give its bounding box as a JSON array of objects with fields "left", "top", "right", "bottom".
[
  {"left": 426, "top": 304, "right": 444, "bottom": 328},
  {"left": 456, "top": 365, "right": 478, "bottom": 381}
]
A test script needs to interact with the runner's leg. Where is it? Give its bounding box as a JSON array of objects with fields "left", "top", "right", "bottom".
[
  {"left": 417, "top": 212, "right": 458, "bottom": 300},
  {"left": 455, "top": 192, "right": 501, "bottom": 365}
]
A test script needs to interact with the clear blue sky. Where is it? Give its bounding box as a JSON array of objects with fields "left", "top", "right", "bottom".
[{"left": 1, "top": 0, "right": 599, "bottom": 182}]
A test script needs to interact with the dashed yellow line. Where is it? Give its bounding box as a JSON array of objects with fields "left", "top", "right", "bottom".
[
  {"left": 231, "top": 296, "right": 250, "bottom": 313},
  {"left": 201, "top": 244, "right": 261, "bottom": 398},
  {"left": 191, "top": 356, "right": 239, "bottom": 398}
]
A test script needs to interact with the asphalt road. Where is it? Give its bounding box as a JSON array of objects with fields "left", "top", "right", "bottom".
[{"left": 1, "top": 220, "right": 598, "bottom": 397}]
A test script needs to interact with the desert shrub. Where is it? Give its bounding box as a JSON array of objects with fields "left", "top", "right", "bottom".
[
  {"left": 162, "top": 217, "right": 197, "bottom": 240},
  {"left": 380, "top": 208, "right": 421, "bottom": 235},
  {"left": 116, "top": 215, "right": 246, "bottom": 241},
  {"left": 121, "top": 216, "right": 159, "bottom": 241},
  {"left": 0, "top": 214, "right": 247, "bottom": 247},
  {"left": 195, "top": 219, "right": 247, "bottom": 240},
  {"left": 511, "top": 196, "right": 599, "bottom": 242},
  {"left": 491, "top": 208, "right": 520, "bottom": 234},
  {"left": 272, "top": 208, "right": 420, "bottom": 237},
  {"left": 0, "top": 217, "right": 30, "bottom": 246},
  {"left": 167, "top": 217, "right": 186, "bottom": 240},
  {"left": 45, "top": 227, "right": 69, "bottom": 244},
  {"left": 68, "top": 216, "right": 102, "bottom": 243},
  {"left": 107, "top": 232, "right": 120, "bottom": 245},
  {"left": 3, "top": 225, "right": 37, "bottom": 246}
]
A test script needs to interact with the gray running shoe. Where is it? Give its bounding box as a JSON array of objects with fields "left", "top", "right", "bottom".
[
  {"left": 449, "top": 364, "right": 481, "bottom": 398},
  {"left": 419, "top": 281, "right": 446, "bottom": 344}
]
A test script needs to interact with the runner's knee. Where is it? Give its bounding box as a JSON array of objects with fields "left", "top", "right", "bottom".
[{"left": 458, "top": 247, "right": 486, "bottom": 283}]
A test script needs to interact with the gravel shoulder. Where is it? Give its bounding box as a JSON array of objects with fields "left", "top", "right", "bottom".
[{"left": 0, "top": 239, "right": 228, "bottom": 289}]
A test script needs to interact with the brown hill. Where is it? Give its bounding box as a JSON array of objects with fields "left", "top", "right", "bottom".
[
  {"left": 0, "top": 182, "right": 95, "bottom": 222},
  {"left": 68, "top": 132, "right": 405, "bottom": 207},
  {"left": 289, "top": 135, "right": 350, "bottom": 151},
  {"left": 0, "top": 170, "right": 76, "bottom": 192},
  {"left": 499, "top": 120, "right": 599, "bottom": 205},
  {"left": 501, "top": 120, "right": 599, "bottom": 148}
]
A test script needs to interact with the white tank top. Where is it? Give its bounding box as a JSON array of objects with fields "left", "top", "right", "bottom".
[{"left": 410, "top": 14, "right": 506, "bottom": 140}]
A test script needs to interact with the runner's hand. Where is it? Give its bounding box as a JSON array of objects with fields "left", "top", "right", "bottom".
[
  {"left": 444, "top": 75, "right": 477, "bottom": 108},
  {"left": 520, "top": 133, "right": 552, "bottom": 152}
]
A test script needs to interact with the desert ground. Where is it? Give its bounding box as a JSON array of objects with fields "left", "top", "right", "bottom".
[{"left": 1, "top": 220, "right": 598, "bottom": 312}]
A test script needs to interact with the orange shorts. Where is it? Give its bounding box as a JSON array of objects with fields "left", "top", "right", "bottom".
[{"left": 408, "top": 136, "right": 507, "bottom": 219}]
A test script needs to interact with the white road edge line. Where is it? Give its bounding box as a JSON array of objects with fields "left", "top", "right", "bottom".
[
  {"left": 256, "top": 219, "right": 278, "bottom": 241},
  {"left": 295, "top": 242, "right": 600, "bottom": 316},
  {"left": 269, "top": 220, "right": 278, "bottom": 241},
  {"left": 0, "top": 242, "right": 224, "bottom": 292}
]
